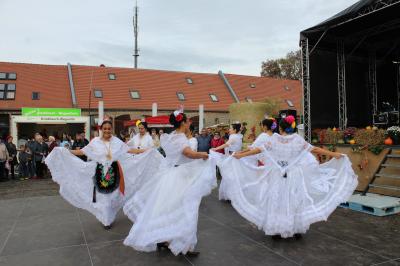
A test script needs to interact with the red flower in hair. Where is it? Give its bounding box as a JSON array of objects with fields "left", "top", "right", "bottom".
[
  {"left": 176, "top": 113, "right": 183, "bottom": 122},
  {"left": 285, "top": 115, "right": 295, "bottom": 124}
]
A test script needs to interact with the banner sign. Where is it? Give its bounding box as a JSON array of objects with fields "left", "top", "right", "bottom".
[{"left": 22, "top": 108, "right": 81, "bottom": 117}]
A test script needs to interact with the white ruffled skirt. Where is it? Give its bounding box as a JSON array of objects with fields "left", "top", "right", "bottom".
[
  {"left": 123, "top": 159, "right": 217, "bottom": 255},
  {"left": 45, "top": 147, "right": 163, "bottom": 226},
  {"left": 217, "top": 152, "right": 358, "bottom": 238}
]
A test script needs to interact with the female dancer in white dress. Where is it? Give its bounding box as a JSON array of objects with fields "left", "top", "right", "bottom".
[
  {"left": 223, "top": 115, "right": 358, "bottom": 238},
  {"left": 236, "top": 118, "right": 276, "bottom": 166},
  {"left": 127, "top": 120, "right": 154, "bottom": 154},
  {"left": 123, "top": 111, "right": 216, "bottom": 256},
  {"left": 211, "top": 123, "right": 243, "bottom": 201},
  {"left": 45, "top": 120, "right": 163, "bottom": 229}
]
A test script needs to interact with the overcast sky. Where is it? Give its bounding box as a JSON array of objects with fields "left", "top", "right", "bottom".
[{"left": 0, "top": 0, "right": 358, "bottom": 76}]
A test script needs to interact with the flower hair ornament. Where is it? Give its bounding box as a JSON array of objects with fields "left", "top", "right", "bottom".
[
  {"left": 173, "top": 110, "right": 184, "bottom": 122},
  {"left": 284, "top": 115, "right": 296, "bottom": 133},
  {"left": 264, "top": 114, "right": 277, "bottom": 130}
]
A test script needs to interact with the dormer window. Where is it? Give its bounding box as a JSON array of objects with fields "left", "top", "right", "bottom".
[
  {"left": 249, "top": 83, "right": 256, "bottom": 88},
  {"left": 32, "top": 92, "right": 40, "bottom": 100},
  {"left": 286, "top": 99, "right": 294, "bottom": 107},
  {"left": 209, "top": 94, "right": 219, "bottom": 102},
  {"left": 186, "top": 78, "right": 193, "bottom": 84},
  {"left": 130, "top": 90, "right": 140, "bottom": 99},
  {"left": 177, "top": 92, "right": 185, "bottom": 101},
  {"left": 108, "top": 73, "right": 116, "bottom": 80},
  {"left": 94, "top": 89, "right": 103, "bottom": 98}
]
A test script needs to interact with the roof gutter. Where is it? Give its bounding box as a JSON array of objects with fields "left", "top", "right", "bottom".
[
  {"left": 67, "top": 63, "right": 77, "bottom": 107},
  {"left": 218, "top": 70, "right": 240, "bottom": 103}
]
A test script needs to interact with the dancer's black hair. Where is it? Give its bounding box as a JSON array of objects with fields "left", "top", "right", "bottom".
[
  {"left": 189, "top": 124, "right": 195, "bottom": 133},
  {"left": 137, "top": 121, "right": 148, "bottom": 130},
  {"left": 279, "top": 118, "right": 295, "bottom": 134},
  {"left": 169, "top": 112, "right": 187, "bottom": 129},
  {"left": 101, "top": 120, "right": 112, "bottom": 129},
  {"left": 261, "top": 118, "right": 274, "bottom": 131},
  {"left": 231, "top": 123, "right": 241, "bottom": 133}
]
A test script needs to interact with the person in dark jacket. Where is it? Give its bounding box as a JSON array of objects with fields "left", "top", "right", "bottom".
[
  {"left": 196, "top": 128, "right": 212, "bottom": 153},
  {"left": 18, "top": 144, "right": 32, "bottom": 180},
  {"left": 5, "top": 136, "right": 17, "bottom": 179},
  {"left": 71, "top": 132, "right": 89, "bottom": 161},
  {"left": 32, "top": 134, "right": 48, "bottom": 178}
]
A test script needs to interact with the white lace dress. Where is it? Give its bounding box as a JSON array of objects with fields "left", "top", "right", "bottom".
[
  {"left": 216, "top": 133, "right": 358, "bottom": 238},
  {"left": 123, "top": 131, "right": 217, "bottom": 255},
  {"left": 45, "top": 136, "right": 163, "bottom": 226},
  {"left": 127, "top": 133, "right": 154, "bottom": 150}
]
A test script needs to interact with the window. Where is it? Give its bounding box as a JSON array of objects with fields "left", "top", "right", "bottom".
[
  {"left": 249, "top": 83, "right": 256, "bottom": 88},
  {"left": 209, "top": 94, "right": 219, "bottom": 102},
  {"left": 286, "top": 99, "right": 294, "bottom": 107},
  {"left": 245, "top": 97, "right": 253, "bottom": 103},
  {"left": 186, "top": 78, "right": 193, "bottom": 84},
  {"left": 0, "top": 73, "right": 6, "bottom": 80},
  {"left": 130, "top": 90, "right": 140, "bottom": 99},
  {"left": 177, "top": 92, "right": 185, "bottom": 101},
  {"left": 8, "top": 73, "right": 16, "bottom": 80},
  {"left": 284, "top": 85, "right": 290, "bottom": 91},
  {"left": 108, "top": 73, "right": 116, "bottom": 80},
  {"left": 94, "top": 89, "right": 103, "bottom": 98},
  {"left": 0, "top": 84, "right": 16, "bottom": 100},
  {"left": 32, "top": 92, "right": 40, "bottom": 100}
]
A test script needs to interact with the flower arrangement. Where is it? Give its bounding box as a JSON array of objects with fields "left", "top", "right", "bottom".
[
  {"left": 354, "top": 129, "right": 386, "bottom": 146},
  {"left": 324, "top": 128, "right": 344, "bottom": 144},
  {"left": 343, "top": 127, "right": 357, "bottom": 143},
  {"left": 386, "top": 126, "right": 400, "bottom": 144}
]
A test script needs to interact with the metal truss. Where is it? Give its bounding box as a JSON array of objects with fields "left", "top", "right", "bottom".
[
  {"left": 397, "top": 63, "right": 400, "bottom": 124},
  {"left": 301, "top": 38, "right": 311, "bottom": 141},
  {"left": 337, "top": 40, "right": 347, "bottom": 130},
  {"left": 368, "top": 52, "right": 378, "bottom": 115},
  {"left": 358, "top": 0, "right": 400, "bottom": 17}
]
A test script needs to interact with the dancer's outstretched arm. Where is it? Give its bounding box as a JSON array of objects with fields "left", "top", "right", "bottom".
[
  {"left": 233, "top": 147, "right": 261, "bottom": 159},
  {"left": 311, "top": 147, "right": 342, "bottom": 159},
  {"left": 211, "top": 143, "right": 228, "bottom": 151},
  {"left": 128, "top": 148, "right": 147, "bottom": 154},
  {"left": 183, "top": 147, "right": 208, "bottom": 160},
  {"left": 70, "top": 149, "right": 84, "bottom": 156}
]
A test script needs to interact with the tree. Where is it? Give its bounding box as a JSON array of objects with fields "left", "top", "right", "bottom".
[{"left": 261, "top": 50, "right": 301, "bottom": 80}]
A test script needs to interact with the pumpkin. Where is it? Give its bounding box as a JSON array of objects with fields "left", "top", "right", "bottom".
[
  {"left": 366, "top": 126, "right": 371, "bottom": 130},
  {"left": 332, "top": 127, "right": 337, "bottom": 131},
  {"left": 349, "top": 139, "right": 356, "bottom": 145},
  {"left": 372, "top": 126, "right": 378, "bottom": 131},
  {"left": 384, "top": 138, "right": 393, "bottom": 145}
]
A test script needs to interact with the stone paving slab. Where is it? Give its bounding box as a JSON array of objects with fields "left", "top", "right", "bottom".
[{"left": 0, "top": 180, "right": 399, "bottom": 266}]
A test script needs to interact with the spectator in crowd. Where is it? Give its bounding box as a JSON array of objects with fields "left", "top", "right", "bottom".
[
  {"left": 60, "top": 133, "right": 72, "bottom": 149},
  {"left": 32, "top": 133, "right": 48, "bottom": 178},
  {"left": 0, "top": 139, "right": 9, "bottom": 182},
  {"left": 48, "top": 136, "right": 58, "bottom": 153},
  {"left": 5, "top": 136, "right": 17, "bottom": 180},
  {"left": 210, "top": 131, "right": 225, "bottom": 154},
  {"left": 196, "top": 128, "right": 212, "bottom": 153},
  {"left": 194, "top": 131, "right": 199, "bottom": 138},
  {"left": 223, "top": 128, "right": 230, "bottom": 141},
  {"left": 18, "top": 144, "right": 33, "bottom": 180},
  {"left": 80, "top": 132, "right": 89, "bottom": 145},
  {"left": 206, "top": 127, "right": 214, "bottom": 138},
  {"left": 72, "top": 132, "right": 89, "bottom": 161},
  {"left": 159, "top": 129, "right": 165, "bottom": 137}
]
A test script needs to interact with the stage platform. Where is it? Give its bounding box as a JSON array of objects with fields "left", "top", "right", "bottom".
[{"left": 0, "top": 179, "right": 399, "bottom": 266}]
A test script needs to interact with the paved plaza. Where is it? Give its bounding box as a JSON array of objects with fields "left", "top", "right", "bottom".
[{"left": 0, "top": 179, "right": 399, "bottom": 266}]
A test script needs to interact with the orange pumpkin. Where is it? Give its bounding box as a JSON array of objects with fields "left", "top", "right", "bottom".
[
  {"left": 384, "top": 138, "right": 393, "bottom": 145},
  {"left": 349, "top": 139, "right": 356, "bottom": 145}
]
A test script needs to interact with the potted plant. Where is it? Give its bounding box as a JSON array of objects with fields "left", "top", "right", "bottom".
[
  {"left": 386, "top": 126, "right": 400, "bottom": 145},
  {"left": 343, "top": 127, "right": 357, "bottom": 144}
]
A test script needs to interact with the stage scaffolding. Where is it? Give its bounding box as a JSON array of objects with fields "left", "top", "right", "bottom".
[{"left": 301, "top": 38, "right": 311, "bottom": 141}]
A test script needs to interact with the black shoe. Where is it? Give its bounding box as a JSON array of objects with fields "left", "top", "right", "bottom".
[
  {"left": 104, "top": 225, "right": 112, "bottom": 230},
  {"left": 183, "top": 251, "right": 200, "bottom": 257},
  {"left": 294, "top": 233, "right": 302, "bottom": 239},
  {"left": 272, "top": 235, "right": 282, "bottom": 240},
  {"left": 156, "top": 242, "right": 169, "bottom": 250}
]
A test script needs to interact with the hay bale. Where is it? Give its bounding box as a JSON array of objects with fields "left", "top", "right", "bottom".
[{"left": 229, "top": 101, "right": 280, "bottom": 143}]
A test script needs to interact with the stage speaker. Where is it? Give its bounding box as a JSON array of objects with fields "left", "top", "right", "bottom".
[{"left": 373, "top": 113, "right": 388, "bottom": 125}]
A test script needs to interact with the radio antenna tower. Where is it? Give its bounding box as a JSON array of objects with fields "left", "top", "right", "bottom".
[{"left": 133, "top": 1, "right": 139, "bottom": 68}]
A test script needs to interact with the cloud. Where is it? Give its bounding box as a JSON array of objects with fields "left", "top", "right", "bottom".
[{"left": 0, "top": 0, "right": 358, "bottom": 75}]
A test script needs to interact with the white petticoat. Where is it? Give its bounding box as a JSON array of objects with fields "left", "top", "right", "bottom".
[
  {"left": 123, "top": 158, "right": 217, "bottom": 255},
  {"left": 217, "top": 151, "right": 358, "bottom": 238},
  {"left": 45, "top": 147, "right": 163, "bottom": 226}
]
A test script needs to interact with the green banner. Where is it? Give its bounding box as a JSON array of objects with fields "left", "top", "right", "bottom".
[{"left": 22, "top": 108, "right": 81, "bottom": 117}]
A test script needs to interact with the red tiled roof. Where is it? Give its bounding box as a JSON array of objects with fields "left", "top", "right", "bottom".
[
  {"left": 0, "top": 62, "right": 72, "bottom": 109},
  {"left": 225, "top": 74, "right": 302, "bottom": 110},
  {"left": 71, "top": 65, "right": 234, "bottom": 111},
  {"left": 0, "top": 62, "right": 302, "bottom": 113}
]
